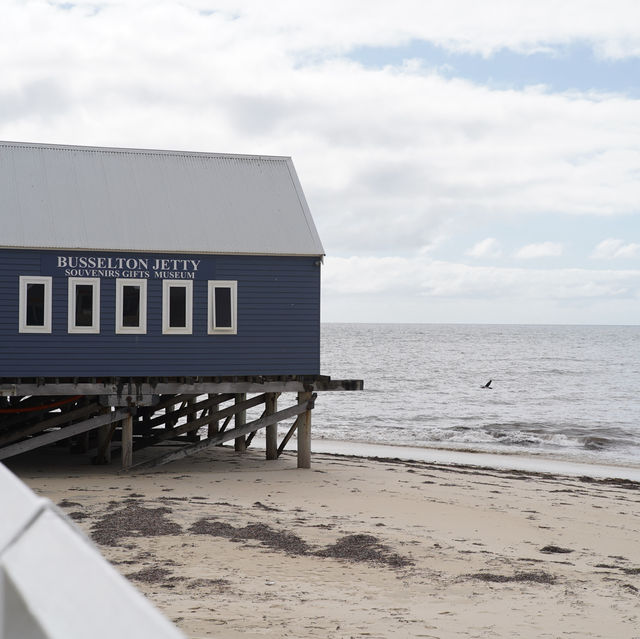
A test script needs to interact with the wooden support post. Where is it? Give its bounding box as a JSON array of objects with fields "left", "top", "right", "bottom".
[
  {"left": 265, "top": 392, "right": 278, "bottom": 460},
  {"left": 121, "top": 413, "right": 133, "bottom": 470},
  {"left": 234, "top": 393, "right": 246, "bottom": 452},
  {"left": 142, "top": 406, "right": 151, "bottom": 433},
  {"left": 74, "top": 431, "right": 90, "bottom": 454},
  {"left": 166, "top": 403, "right": 175, "bottom": 430},
  {"left": 207, "top": 394, "right": 219, "bottom": 438},
  {"left": 186, "top": 397, "right": 198, "bottom": 442},
  {"left": 96, "top": 423, "right": 113, "bottom": 464},
  {"left": 297, "top": 391, "right": 312, "bottom": 469}
]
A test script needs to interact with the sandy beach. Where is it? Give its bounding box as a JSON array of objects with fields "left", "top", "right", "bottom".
[{"left": 6, "top": 445, "right": 640, "bottom": 638}]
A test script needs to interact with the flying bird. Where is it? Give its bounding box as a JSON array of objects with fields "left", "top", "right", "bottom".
[{"left": 482, "top": 380, "right": 492, "bottom": 389}]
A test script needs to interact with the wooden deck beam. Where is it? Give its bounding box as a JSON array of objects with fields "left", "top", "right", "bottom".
[{"left": 0, "top": 378, "right": 362, "bottom": 403}]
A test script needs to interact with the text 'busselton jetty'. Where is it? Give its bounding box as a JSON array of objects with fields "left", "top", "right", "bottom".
[{"left": 0, "top": 141, "right": 362, "bottom": 469}]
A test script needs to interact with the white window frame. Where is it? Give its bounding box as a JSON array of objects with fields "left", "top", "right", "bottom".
[
  {"left": 19, "top": 276, "right": 52, "bottom": 334},
  {"left": 162, "top": 280, "right": 193, "bottom": 335},
  {"left": 115, "top": 279, "right": 147, "bottom": 334},
  {"left": 68, "top": 277, "right": 100, "bottom": 334},
  {"left": 208, "top": 280, "right": 237, "bottom": 335}
]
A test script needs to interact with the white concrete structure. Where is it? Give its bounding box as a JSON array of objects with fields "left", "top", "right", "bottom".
[{"left": 0, "top": 464, "right": 183, "bottom": 639}]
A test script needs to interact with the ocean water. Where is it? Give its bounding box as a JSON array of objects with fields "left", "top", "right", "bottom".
[{"left": 314, "top": 323, "right": 640, "bottom": 467}]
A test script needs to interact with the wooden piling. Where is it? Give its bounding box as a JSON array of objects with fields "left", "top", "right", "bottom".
[
  {"left": 234, "top": 393, "right": 246, "bottom": 452},
  {"left": 166, "top": 402, "right": 175, "bottom": 430},
  {"left": 207, "top": 393, "right": 219, "bottom": 438},
  {"left": 297, "top": 391, "right": 312, "bottom": 469},
  {"left": 186, "top": 397, "right": 198, "bottom": 442},
  {"left": 265, "top": 393, "right": 278, "bottom": 460},
  {"left": 121, "top": 413, "right": 133, "bottom": 469},
  {"left": 96, "top": 423, "right": 113, "bottom": 464}
]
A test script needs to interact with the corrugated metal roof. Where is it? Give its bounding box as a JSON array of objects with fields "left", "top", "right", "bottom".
[{"left": 0, "top": 141, "right": 324, "bottom": 256}]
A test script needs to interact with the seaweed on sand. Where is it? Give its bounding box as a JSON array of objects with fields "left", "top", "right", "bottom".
[
  {"left": 125, "top": 566, "right": 183, "bottom": 584},
  {"left": 315, "top": 534, "right": 413, "bottom": 568},
  {"left": 91, "top": 502, "right": 183, "bottom": 546},
  {"left": 189, "top": 519, "right": 413, "bottom": 567},
  {"left": 189, "top": 518, "right": 310, "bottom": 556},
  {"left": 468, "top": 571, "right": 556, "bottom": 584}
]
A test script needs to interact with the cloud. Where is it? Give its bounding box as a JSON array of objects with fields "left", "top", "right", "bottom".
[
  {"left": 515, "top": 242, "right": 563, "bottom": 259},
  {"left": 323, "top": 255, "right": 640, "bottom": 301},
  {"left": 0, "top": 79, "right": 70, "bottom": 121},
  {"left": 591, "top": 238, "right": 640, "bottom": 259},
  {"left": 1, "top": 5, "right": 639, "bottom": 240},
  {"left": 173, "top": 1, "right": 640, "bottom": 59},
  {"left": 467, "top": 238, "right": 502, "bottom": 258},
  {"left": 0, "top": 0, "right": 639, "bottom": 267}
]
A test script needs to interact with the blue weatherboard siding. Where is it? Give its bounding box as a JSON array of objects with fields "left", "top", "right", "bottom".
[{"left": 0, "top": 249, "right": 320, "bottom": 377}]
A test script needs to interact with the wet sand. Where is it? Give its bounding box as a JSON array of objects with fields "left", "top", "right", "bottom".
[{"left": 7, "top": 446, "right": 640, "bottom": 638}]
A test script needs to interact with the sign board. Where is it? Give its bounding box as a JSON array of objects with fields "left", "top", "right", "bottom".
[{"left": 42, "top": 254, "right": 213, "bottom": 280}]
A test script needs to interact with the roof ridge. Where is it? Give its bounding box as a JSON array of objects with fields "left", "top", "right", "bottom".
[{"left": 0, "top": 140, "right": 290, "bottom": 162}]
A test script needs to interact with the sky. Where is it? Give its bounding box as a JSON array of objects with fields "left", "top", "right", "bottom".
[{"left": 1, "top": 1, "right": 640, "bottom": 324}]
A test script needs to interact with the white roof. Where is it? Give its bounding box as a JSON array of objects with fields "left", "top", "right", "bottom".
[{"left": 0, "top": 141, "right": 324, "bottom": 256}]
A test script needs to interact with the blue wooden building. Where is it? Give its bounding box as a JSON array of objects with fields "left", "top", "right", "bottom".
[
  {"left": 0, "top": 141, "right": 326, "bottom": 378},
  {"left": 0, "top": 141, "right": 361, "bottom": 468}
]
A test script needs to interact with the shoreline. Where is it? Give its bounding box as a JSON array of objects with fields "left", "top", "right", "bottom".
[{"left": 250, "top": 436, "right": 640, "bottom": 481}]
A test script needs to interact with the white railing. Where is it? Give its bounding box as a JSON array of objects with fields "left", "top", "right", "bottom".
[{"left": 0, "top": 464, "right": 184, "bottom": 639}]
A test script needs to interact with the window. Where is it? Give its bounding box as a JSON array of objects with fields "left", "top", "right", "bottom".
[
  {"left": 68, "top": 278, "right": 100, "bottom": 333},
  {"left": 19, "top": 276, "right": 52, "bottom": 333},
  {"left": 162, "top": 280, "right": 192, "bottom": 334},
  {"left": 208, "top": 280, "right": 237, "bottom": 334},
  {"left": 115, "top": 279, "right": 147, "bottom": 334}
]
